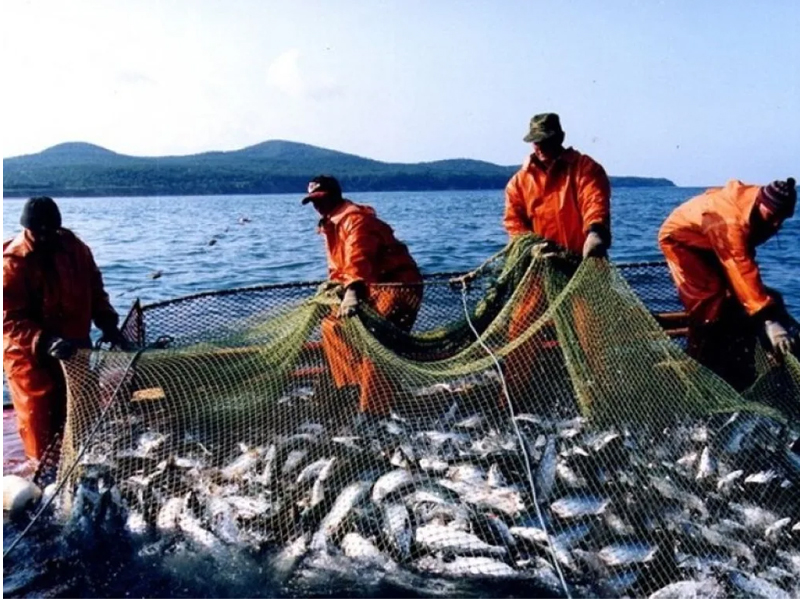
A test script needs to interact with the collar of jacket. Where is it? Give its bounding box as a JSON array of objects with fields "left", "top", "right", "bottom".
[
  {"left": 527, "top": 146, "right": 579, "bottom": 172},
  {"left": 3, "top": 228, "right": 71, "bottom": 258},
  {"left": 317, "top": 200, "right": 375, "bottom": 231}
]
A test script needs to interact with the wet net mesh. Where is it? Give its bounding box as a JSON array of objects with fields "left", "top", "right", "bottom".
[{"left": 55, "top": 235, "right": 800, "bottom": 598}]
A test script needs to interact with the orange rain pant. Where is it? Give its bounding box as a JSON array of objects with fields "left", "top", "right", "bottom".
[
  {"left": 504, "top": 262, "right": 604, "bottom": 411},
  {"left": 321, "top": 285, "right": 422, "bottom": 416},
  {"left": 660, "top": 240, "right": 757, "bottom": 391},
  {"left": 4, "top": 354, "right": 67, "bottom": 462}
]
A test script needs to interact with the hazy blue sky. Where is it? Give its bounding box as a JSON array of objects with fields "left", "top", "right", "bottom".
[{"left": 3, "top": 0, "right": 799, "bottom": 185}]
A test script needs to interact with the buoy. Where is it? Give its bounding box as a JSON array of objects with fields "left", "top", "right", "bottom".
[{"left": 3, "top": 475, "right": 42, "bottom": 518}]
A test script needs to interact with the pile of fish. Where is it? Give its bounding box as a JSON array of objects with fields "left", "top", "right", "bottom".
[{"left": 60, "top": 399, "right": 800, "bottom": 599}]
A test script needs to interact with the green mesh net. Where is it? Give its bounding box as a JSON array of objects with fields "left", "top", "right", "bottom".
[{"left": 55, "top": 235, "right": 800, "bottom": 598}]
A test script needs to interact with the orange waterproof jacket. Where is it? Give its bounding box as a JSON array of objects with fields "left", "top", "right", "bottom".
[
  {"left": 3, "top": 228, "right": 118, "bottom": 460},
  {"left": 658, "top": 180, "right": 773, "bottom": 318},
  {"left": 504, "top": 148, "right": 611, "bottom": 254},
  {"left": 319, "top": 200, "right": 421, "bottom": 287}
]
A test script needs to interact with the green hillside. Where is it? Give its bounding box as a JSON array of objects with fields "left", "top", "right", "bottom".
[{"left": 3, "top": 141, "right": 675, "bottom": 198}]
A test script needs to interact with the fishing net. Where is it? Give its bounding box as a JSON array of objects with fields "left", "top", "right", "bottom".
[{"left": 55, "top": 234, "right": 800, "bottom": 598}]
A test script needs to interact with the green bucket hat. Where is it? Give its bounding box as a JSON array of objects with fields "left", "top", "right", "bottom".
[{"left": 523, "top": 113, "right": 563, "bottom": 143}]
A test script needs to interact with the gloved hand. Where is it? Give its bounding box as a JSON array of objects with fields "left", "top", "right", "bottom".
[
  {"left": 316, "top": 280, "right": 341, "bottom": 295},
  {"left": 42, "top": 336, "right": 76, "bottom": 360},
  {"left": 338, "top": 287, "right": 360, "bottom": 319},
  {"left": 582, "top": 231, "right": 608, "bottom": 259},
  {"left": 764, "top": 320, "right": 794, "bottom": 356},
  {"left": 100, "top": 327, "right": 132, "bottom": 351}
]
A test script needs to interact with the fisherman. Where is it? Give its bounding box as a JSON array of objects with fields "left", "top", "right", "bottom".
[
  {"left": 3, "top": 197, "right": 125, "bottom": 463},
  {"left": 659, "top": 178, "right": 798, "bottom": 390},
  {"left": 502, "top": 113, "right": 612, "bottom": 406},
  {"left": 303, "top": 176, "right": 423, "bottom": 417}
]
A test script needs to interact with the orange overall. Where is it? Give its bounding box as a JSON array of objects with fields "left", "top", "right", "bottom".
[
  {"left": 3, "top": 229, "right": 118, "bottom": 461},
  {"left": 503, "top": 149, "right": 611, "bottom": 407},
  {"left": 659, "top": 180, "right": 773, "bottom": 390},
  {"left": 319, "top": 201, "right": 422, "bottom": 415}
]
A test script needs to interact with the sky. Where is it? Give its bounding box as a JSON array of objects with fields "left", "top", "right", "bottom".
[{"left": 2, "top": 0, "right": 799, "bottom": 186}]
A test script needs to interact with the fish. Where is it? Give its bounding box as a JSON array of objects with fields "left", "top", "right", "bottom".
[
  {"left": 471, "top": 511, "right": 516, "bottom": 548},
  {"left": 220, "top": 448, "right": 261, "bottom": 481},
  {"left": 744, "top": 470, "right": 778, "bottom": 485},
  {"left": 649, "top": 476, "right": 708, "bottom": 519},
  {"left": 534, "top": 437, "right": 557, "bottom": 502},
  {"left": 727, "top": 570, "right": 791, "bottom": 599},
  {"left": 454, "top": 414, "right": 485, "bottom": 430},
  {"left": 418, "top": 457, "right": 449, "bottom": 473},
  {"left": 296, "top": 457, "right": 335, "bottom": 486},
  {"left": 415, "top": 523, "right": 507, "bottom": 557},
  {"left": 309, "top": 457, "right": 337, "bottom": 509},
  {"left": 281, "top": 449, "right": 309, "bottom": 477},
  {"left": 382, "top": 503, "right": 412, "bottom": 561},
  {"left": 117, "top": 431, "right": 169, "bottom": 460},
  {"left": 415, "top": 555, "right": 517, "bottom": 578},
  {"left": 597, "top": 542, "right": 658, "bottom": 567},
  {"left": 205, "top": 496, "right": 240, "bottom": 546},
  {"left": 270, "top": 533, "right": 309, "bottom": 583},
  {"left": 550, "top": 495, "right": 609, "bottom": 519},
  {"left": 225, "top": 496, "right": 271, "bottom": 520},
  {"left": 716, "top": 469, "right": 744, "bottom": 493},
  {"left": 447, "top": 464, "right": 485, "bottom": 484},
  {"left": 695, "top": 446, "right": 716, "bottom": 481},
  {"left": 765, "top": 517, "right": 791, "bottom": 540},
  {"left": 310, "top": 480, "right": 372, "bottom": 552},
  {"left": 372, "top": 469, "right": 415, "bottom": 504},
  {"left": 648, "top": 579, "right": 724, "bottom": 599},
  {"left": 487, "top": 464, "right": 507, "bottom": 488},
  {"left": 340, "top": 532, "right": 385, "bottom": 563},
  {"left": 438, "top": 480, "right": 524, "bottom": 517},
  {"left": 177, "top": 507, "right": 224, "bottom": 555}
]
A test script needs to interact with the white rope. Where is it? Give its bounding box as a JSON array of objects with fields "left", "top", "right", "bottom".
[{"left": 459, "top": 281, "right": 571, "bottom": 598}]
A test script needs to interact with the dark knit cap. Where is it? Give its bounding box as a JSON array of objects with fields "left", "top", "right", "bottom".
[
  {"left": 759, "top": 178, "right": 796, "bottom": 217},
  {"left": 20, "top": 196, "right": 62, "bottom": 231},
  {"left": 302, "top": 175, "right": 343, "bottom": 205}
]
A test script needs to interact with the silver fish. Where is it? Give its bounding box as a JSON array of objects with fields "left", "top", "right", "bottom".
[
  {"left": 206, "top": 496, "right": 240, "bottom": 546},
  {"left": 765, "top": 517, "right": 791, "bottom": 540},
  {"left": 650, "top": 476, "right": 708, "bottom": 519},
  {"left": 220, "top": 448, "right": 261, "bottom": 481},
  {"left": 270, "top": 533, "right": 309, "bottom": 583},
  {"left": 695, "top": 446, "right": 716, "bottom": 481},
  {"left": 297, "top": 457, "right": 335, "bottom": 486},
  {"left": 716, "top": 469, "right": 744, "bottom": 493},
  {"left": 728, "top": 570, "right": 791, "bottom": 599},
  {"left": 156, "top": 496, "right": 183, "bottom": 533},
  {"left": 382, "top": 503, "right": 412, "bottom": 561},
  {"left": 390, "top": 444, "right": 415, "bottom": 469},
  {"left": 225, "top": 496, "right": 271, "bottom": 520},
  {"left": 309, "top": 457, "right": 337, "bottom": 508},
  {"left": 454, "top": 414, "right": 485, "bottom": 430},
  {"left": 598, "top": 542, "right": 658, "bottom": 567},
  {"left": 556, "top": 462, "right": 588, "bottom": 488},
  {"left": 487, "top": 464, "right": 507, "bottom": 488},
  {"left": 744, "top": 470, "right": 777, "bottom": 485},
  {"left": 534, "top": 437, "right": 557, "bottom": 502},
  {"left": 418, "top": 457, "right": 449, "bottom": 473},
  {"left": 415, "top": 523, "right": 507, "bottom": 557},
  {"left": 648, "top": 579, "right": 724, "bottom": 599},
  {"left": 372, "top": 469, "right": 415, "bottom": 504},
  {"left": 340, "top": 532, "right": 384, "bottom": 563},
  {"left": 310, "top": 480, "right": 372, "bottom": 552},
  {"left": 415, "top": 555, "right": 517, "bottom": 578},
  {"left": 447, "top": 464, "right": 485, "bottom": 484},
  {"left": 550, "top": 496, "right": 609, "bottom": 519},
  {"left": 177, "top": 507, "right": 224, "bottom": 554},
  {"left": 438, "top": 480, "right": 524, "bottom": 516},
  {"left": 281, "top": 449, "right": 309, "bottom": 476}
]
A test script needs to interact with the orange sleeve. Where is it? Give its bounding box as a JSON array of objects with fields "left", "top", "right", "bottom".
[
  {"left": 503, "top": 172, "right": 531, "bottom": 237},
  {"left": 2, "top": 257, "right": 44, "bottom": 355},
  {"left": 340, "top": 214, "right": 382, "bottom": 287},
  {"left": 704, "top": 215, "right": 773, "bottom": 316},
  {"left": 577, "top": 157, "right": 611, "bottom": 232},
  {"left": 85, "top": 245, "right": 118, "bottom": 332}
]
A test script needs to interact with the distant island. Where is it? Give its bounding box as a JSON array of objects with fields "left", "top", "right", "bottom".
[{"left": 2, "top": 141, "right": 675, "bottom": 198}]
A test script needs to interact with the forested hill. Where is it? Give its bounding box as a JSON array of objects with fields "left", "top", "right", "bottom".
[{"left": 3, "top": 141, "right": 675, "bottom": 198}]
